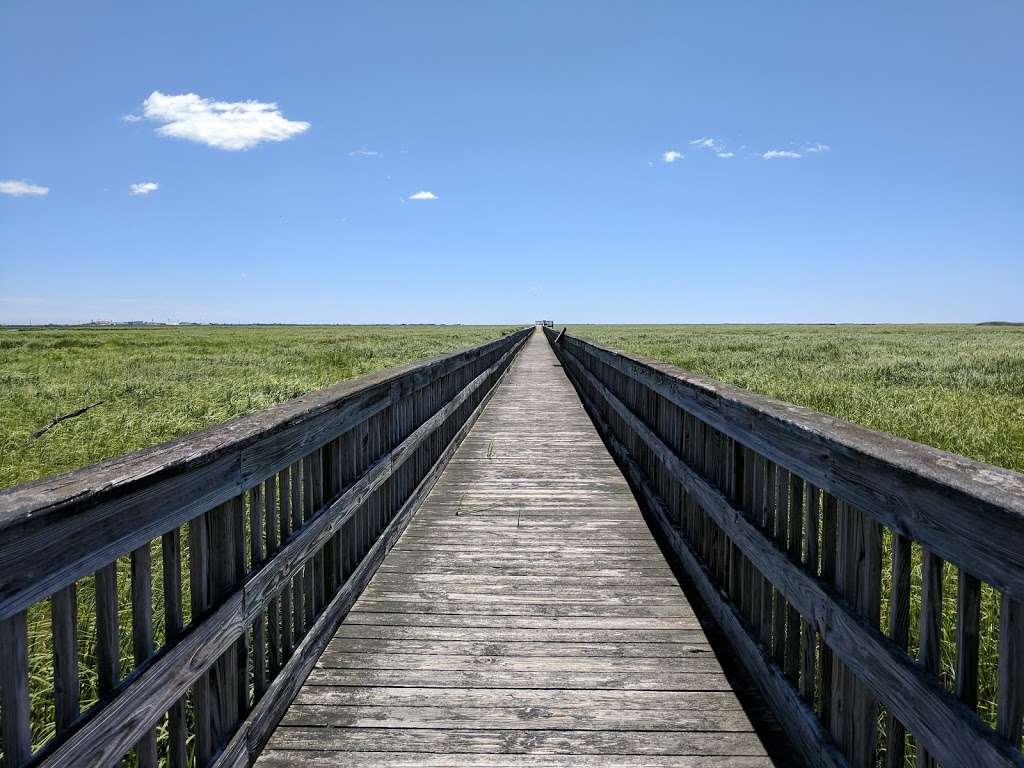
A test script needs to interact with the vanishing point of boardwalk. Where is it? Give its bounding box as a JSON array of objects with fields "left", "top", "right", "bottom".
[{"left": 256, "top": 331, "right": 776, "bottom": 766}]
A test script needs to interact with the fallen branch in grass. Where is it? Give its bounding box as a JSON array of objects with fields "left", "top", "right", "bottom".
[{"left": 32, "top": 401, "right": 104, "bottom": 438}]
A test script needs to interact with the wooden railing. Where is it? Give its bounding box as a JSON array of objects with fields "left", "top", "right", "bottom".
[
  {"left": 0, "top": 327, "right": 531, "bottom": 768},
  {"left": 545, "top": 326, "right": 1024, "bottom": 768}
]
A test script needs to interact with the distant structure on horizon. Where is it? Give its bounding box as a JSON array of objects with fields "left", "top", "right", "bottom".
[{"left": 535, "top": 320, "right": 554, "bottom": 327}]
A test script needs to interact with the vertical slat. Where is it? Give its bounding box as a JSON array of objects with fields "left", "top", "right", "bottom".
[
  {"left": 819, "top": 493, "right": 838, "bottom": 727},
  {"left": 830, "top": 501, "right": 852, "bottom": 754},
  {"left": 209, "top": 502, "right": 240, "bottom": 749},
  {"left": 851, "top": 507, "right": 882, "bottom": 765},
  {"left": 131, "top": 544, "right": 157, "bottom": 768},
  {"left": 0, "top": 611, "right": 31, "bottom": 768},
  {"left": 955, "top": 570, "right": 982, "bottom": 711},
  {"left": 162, "top": 529, "right": 187, "bottom": 768},
  {"left": 251, "top": 484, "right": 267, "bottom": 698},
  {"left": 800, "top": 484, "right": 820, "bottom": 703},
  {"left": 291, "top": 460, "right": 304, "bottom": 643},
  {"left": 885, "top": 533, "right": 912, "bottom": 768},
  {"left": 265, "top": 476, "right": 281, "bottom": 678},
  {"left": 278, "top": 467, "right": 293, "bottom": 659},
  {"left": 997, "top": 594, "right": 1024, "bottom": 748},
  {"left": 785, "top": 473, "right": 803, "bottom": 683},
  {"left": 231, "top": 496, "right": 249, "bottom": 720},
  {"left": 760, "top": 461, "right": 777, "bottom": 646},
  {"left": 188, "top": 512, "right": 213, "bottom": 765},
  {"left": 51, "top": 584, "right": 80, "bottom": 733},
  {"left": 95, "top": 562, "right": 119, "bottom": 697},
  {"left": 916, "top": 550, "right": 944, "bottom": 768},
  {"left": 772, "top": 467, "right": 789, "bottom": 667}
]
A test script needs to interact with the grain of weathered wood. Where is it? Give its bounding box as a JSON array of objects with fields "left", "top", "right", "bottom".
[
  {"left": 0, "top": 611, "right": 31, "bottom": 768},
  {"left": 256, "top": 331, "right": 776, "bottom": 767},
  {"left": 95, "top": 562, "right": 119, "bottom": 697},
  {"left": 131, "top": 543, "right": 158, "bottom": 768},
  {"left": 50, "top": 583, "right": 79, "bottom": 733}
]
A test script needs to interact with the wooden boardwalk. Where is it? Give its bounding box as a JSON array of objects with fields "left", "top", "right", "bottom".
[{"left": 256, "top": 330, "right": 778, "bottom": 767}]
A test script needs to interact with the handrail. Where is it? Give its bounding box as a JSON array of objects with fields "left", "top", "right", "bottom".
[
  {"left": 545, "top": 326, "right": 1024, "bottom": 768},
  {"left": 0, "top": 327, "right": 531, "bottom": 768}
]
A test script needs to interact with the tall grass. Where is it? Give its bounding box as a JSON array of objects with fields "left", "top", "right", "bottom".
[{"left": 0, "top": 324, "right": 518, "bottom": 490}]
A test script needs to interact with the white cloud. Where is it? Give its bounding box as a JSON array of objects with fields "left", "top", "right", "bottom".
[
  {"left": 804, "top": 143, "right": 830, "bottom": 153},
  {"left": 689, "top": 137, "right": 732, "bottom": 158},
  {"left": 762, "top": 150, "right": 803, "bottom": 159},
  {"left": 349, "top": 148, "right": 379, "bottom": 157},
  {"left": 122, "top": 113, "right": 142, "bottom": 123},
  {"left": 408, "top": 190, "right": 437, "bottom": 200},
  {"left": 137, "top": 90, "right": 310, "bottom": 151},
  {"left": 129, "top": 181, "right": 159, "bottom": 196},
  {"left": 662, "top": 150, "right": 684, "bottom": 163},
  {"left": 0, "top": 179, "right": 50, "bottom": 197}
]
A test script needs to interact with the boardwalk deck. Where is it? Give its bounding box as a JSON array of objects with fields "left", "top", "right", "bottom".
[{"left": 256, "top": 330, "right": 781, "bottom": 766}]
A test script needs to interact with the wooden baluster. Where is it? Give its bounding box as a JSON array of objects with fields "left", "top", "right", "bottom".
[
  {"left": 95, "top": 562, "right": 119, "bottom": 698},
  {"left": 786, "top": 474, "right": 804, "bottom": 684},
  {"left": 303, "top": 453, "right": 317, "bottom": 625},
  {"left": 51, "top": 584, "right": 79, "bottom": 733},
  {"left": 0, "top": 611, "right": 31, "bottom": 768},
  {"left": 188, "top": 512, "right": 213, "bottom": 765},
  {"left": 997, "top": 594, "right": 1024, "bottom": 749},
  {"left": 162, "top": 528, "right": 188, "bottom": 768},
  {"left": 955, "top": 570, "right": 981, "bottom": 712},
  {"left": 850, "top": 506, "right": 882, "bottom": 765},
  {"left": 800, "top": 484, "right": 820, "bottom": 704},
  {"left": 131, "top": 543, "right": 157, "bottom": 767},
  {"left": 772, "top": 468, "right": 789, "bottom": 668},
  {"left": 761, "top": 462, "right": 777, "bottom": 647},
  {"left": 885, "top": 533, "right": 912, "bottom": 768},
  {"left": 916, "top": 550, "right": 944, "bottom": 768},
  {"left": 208, "top": 501, "right": 240, "bottom": 752},
  {"left": 278, "top": 466, "right": 294, "bottom": 659},
  {"left": 819, "top": 493, "right": 837, "bottom": 728},
  {"left": 251, "top": 484, "right": 267, "bottom": 698},
  {"left": 291, "top": 459, "right": 304, "bottom": 643},
  {"left": 231, "top": 495, "right": 249, "bottom": 720},
  {"left": 265, "top": 476, "right": 281, "bottom": 679}
]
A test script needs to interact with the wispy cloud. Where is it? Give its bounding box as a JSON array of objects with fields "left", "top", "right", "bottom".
[
  {"left": 135, "top": 91, "right": 310, "bottom": 151},
  {"left": 762, "top": 150, "right": 803, "bottom": 160},
  {"left": 122, "top": 113, "right": 142, "bottom": 123},
  {"left": 804, "top": 143, "right": 830, "bottom": 154},
  {"left": 689, "top": 137, "right": 733, "bottom": 158},
  {"left": 408, "top": 190, "right": 438, "bottom": 201},
  {"left": 0, "top": 179, "right": 50, "bottom": 197},
  {"left": 129, "top": 181, "right": 159, "bottom": 196},
  {"left": 349, "top": 148, "right": 380, "bottom": 157},
  {"left": 662, "top": 150, "right": 684, "bottom": 163}
]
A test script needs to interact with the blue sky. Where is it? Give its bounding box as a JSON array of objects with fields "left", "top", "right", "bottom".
[{"left": 1, "top": 2, "right": 1021, "bottom": 324}]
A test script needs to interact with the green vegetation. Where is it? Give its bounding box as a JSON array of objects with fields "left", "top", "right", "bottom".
[
  {"left": 0, "top": 324, "right": 518, "bottom": 490},
  {"left": 571, "top": 324, "right": 1024, "bottom": 473}
]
